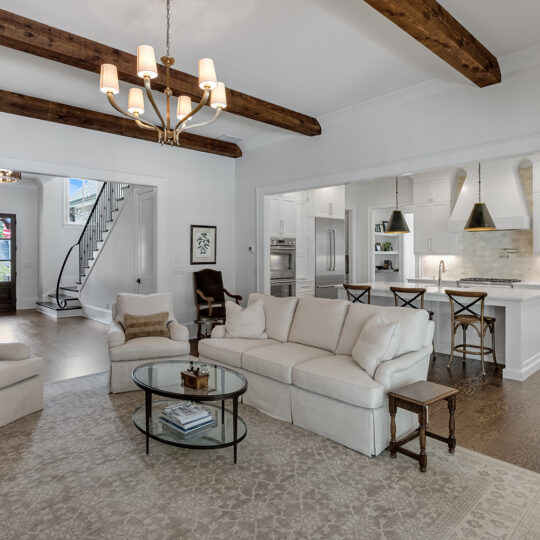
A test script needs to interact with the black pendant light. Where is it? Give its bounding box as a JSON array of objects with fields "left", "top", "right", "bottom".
[
  {"left": 386, "top": 176, "right": 410, "bottom": 233},
  {"left": 464, "top": 163, "right": 496, "bottom": 231}
]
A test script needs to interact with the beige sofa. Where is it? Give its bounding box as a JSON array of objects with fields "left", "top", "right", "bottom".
[
  {"left": 0, "top": 342, "right": 44, "bottom": 428},
  {"left": 107, "top": 292, "right": 190, "bottom": 393},
  {"left": 199, "top": 294, "right": 434, "bottom": 457}
]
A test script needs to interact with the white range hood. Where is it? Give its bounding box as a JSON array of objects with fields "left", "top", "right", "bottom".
[{"left": 448, "top": 158, "right": 531, "bottom": 231}]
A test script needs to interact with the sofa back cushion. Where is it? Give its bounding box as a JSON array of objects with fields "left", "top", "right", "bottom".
[
  {"left": 351, "top": 315, "right": 401, "bottom": 377},
  {"left": 337, "top": 303, "right": 429, "bottom": 357},
  {"left": 115, "top": 292, "right": 175, "bottom": 326},
  {"left": 288, "top": 297, "right": 349, "bottom": 353},
  {"left": 248, "top": 293, "right": 298, "bottom": 342},
  {"left": 225, "top": 300, "right": 267, "bottom": 339}
]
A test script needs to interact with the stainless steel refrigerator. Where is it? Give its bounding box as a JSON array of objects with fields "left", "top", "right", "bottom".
[{"left": 315, "top": 217, "right": 345, "bottom": 299}]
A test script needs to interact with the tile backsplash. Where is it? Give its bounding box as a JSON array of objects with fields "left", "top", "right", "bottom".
[{"left": 422, "top": 229, "right": 540, "bottom": 282}]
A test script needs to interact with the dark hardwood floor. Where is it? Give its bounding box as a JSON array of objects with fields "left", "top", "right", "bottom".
[
  {"left": 0, "top": 309, "right": 109, "bottom": 383},
  {"left": 1, "top": 310, "right": 538, "bottom": 472},
  {"left": 427, "top": 354, "right": 540, "bottom": 473}
]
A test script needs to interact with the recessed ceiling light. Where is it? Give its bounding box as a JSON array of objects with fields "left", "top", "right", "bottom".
[{"left": 0, "top": 169, "right": 21, "bottom": 183}]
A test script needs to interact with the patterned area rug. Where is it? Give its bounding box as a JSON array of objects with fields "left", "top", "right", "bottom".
[{"left": 0, "top": 373, "right": 539, "bottom": 540}]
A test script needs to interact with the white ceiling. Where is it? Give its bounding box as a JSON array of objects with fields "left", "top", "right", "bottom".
[{"left": 2, "top": 0, "right": 540, "bottom": 146}]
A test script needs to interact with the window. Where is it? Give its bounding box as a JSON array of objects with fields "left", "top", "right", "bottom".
[{"left": 64, "top": 178, "right": 103, "bottom": 226}]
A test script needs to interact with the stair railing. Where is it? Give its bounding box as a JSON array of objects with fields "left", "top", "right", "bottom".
[{"left": 55, "top": 182, "right": 128, "bottom": 308}]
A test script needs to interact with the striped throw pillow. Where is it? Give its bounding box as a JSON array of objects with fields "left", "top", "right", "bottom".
[{"left": 124, "top": 312, "right": 169, "bottom": 341}]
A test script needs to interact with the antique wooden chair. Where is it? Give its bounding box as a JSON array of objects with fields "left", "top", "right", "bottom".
[
  {"left": 193, "top": 269, "right": 242, "bottom": 339},
  {"left": 445, "top": 289, "right": 497, "bottom": 376},
  {"left": 343, "top": 284, "right": 371, "bottom": 304},
  {"left": 390, "top": 286, "right": 436, "bottom": 359}
]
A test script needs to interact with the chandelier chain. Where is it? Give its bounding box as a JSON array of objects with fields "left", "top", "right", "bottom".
[
  {"left": 478, "top": 163, "right": 482, "bottom": 203},
  {"left": 166, "top": 0, "right": 171, "bottom": 58}
]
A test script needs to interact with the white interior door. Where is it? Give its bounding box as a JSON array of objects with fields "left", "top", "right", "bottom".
[{"left": 135, "top": 188, "right": 156, "bottom": 294}]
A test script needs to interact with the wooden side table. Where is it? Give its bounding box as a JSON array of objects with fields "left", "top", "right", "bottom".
[{"left": 388, "top": 381, "right": 458, "bottom": 472}]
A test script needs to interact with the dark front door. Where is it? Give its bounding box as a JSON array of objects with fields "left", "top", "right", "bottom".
[{"left": 0, "top": 214, "right": 16, "bottom": 311}]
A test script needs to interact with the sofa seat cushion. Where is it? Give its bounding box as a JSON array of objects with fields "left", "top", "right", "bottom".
[
  {"left": 0, "top": 357, "right": 44, "bottom": 390},
  {"left": 288, "top": 297, "right": 349, "bottom": 353},
  {"left": 248, "top": 293, "right": 298, "bottom": 342},
  {"left": 242, "top": 343, "right": 329, "bottom": 384},
  {"left": 292, "top": 355, "right": 385, "bottom": 409},
  {"left": 198, "top": 338, "right": 278, "bottom": 368},
  {"left": 109, "top": 336, "right": 189, "bottom": 362}
]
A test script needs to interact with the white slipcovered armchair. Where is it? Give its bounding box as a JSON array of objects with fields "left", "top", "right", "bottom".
[
  {"left": 107, "top": 292, "right": 190, "bottom": 393},
  {"left": 0, "top": 342, "right": 44, "bottom": 428}
]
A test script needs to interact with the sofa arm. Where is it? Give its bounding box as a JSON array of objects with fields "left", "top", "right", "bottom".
[
  {"left": 374, "top": 346, "right": 432, "bottom": 392},
  {"left": 0, "top": 342, "right": 31, "bottom": 361},
  {"left": 107, "top": 322, "right": 126, "bottom": 348},
  {"left": 211, "top": 325, "right": 226, "bottom": 338},
  {"left": 168, "top": 320, "right": 189, "bottom": 341}
]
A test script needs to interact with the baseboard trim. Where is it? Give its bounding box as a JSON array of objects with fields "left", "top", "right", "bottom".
[
  {"left": 503, "top": 353, "right": 540, "bottom": 382},
  {"left": 82, "top": 304, "right": 112, "bottom": 324},
  {"left": 17, "top": 297, "right": 38, "bottom": 309}
]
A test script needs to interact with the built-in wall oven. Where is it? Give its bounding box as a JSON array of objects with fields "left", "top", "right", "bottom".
[{"left": 270, "top": 237, "right": 296, "bottom": 297}]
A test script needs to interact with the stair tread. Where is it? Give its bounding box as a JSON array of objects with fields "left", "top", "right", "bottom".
[
  {"left": 59, "top": 286, "right": 79, "bottom": 291},
  {"left": 36, "top": 301, "right": 82, "bottom": 311},
  {"left": 47, "top": 293, "right": 79, "bottom": 301}
]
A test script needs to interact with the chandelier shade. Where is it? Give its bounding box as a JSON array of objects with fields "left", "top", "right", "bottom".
[
  {"left": 128, "top": 88, "right": 145, "bottom": 114},
  {"left": 198, "top": 58, "right": 218, "bottom": 90},
  {"left": 386, "top": 176, "right": 410, "bottom": 233},
  {"left": 176, "top": 96, "right": 192, "bottom": 120},
  {"left": 99, "top": 64, "right": 119, "bottom": 94},
  {"left": 464, "top": 163, "right": 496, "bottom": 231},
  {"left": 137, "top": 45, "right": 158, "bottom": 79},
  {"left": 211, "top": 82, "right": 227, "bottom": 109},
  {"left": 99, "top": 0, "right": 226, "bottom": 146}
]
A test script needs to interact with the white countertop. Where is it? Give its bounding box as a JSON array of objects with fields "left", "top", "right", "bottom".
[{"left": 339, "top": 281, "right": 540, "bottom": 303}]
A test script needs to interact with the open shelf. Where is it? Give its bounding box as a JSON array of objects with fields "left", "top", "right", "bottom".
[{"left": 374, "top": 251, "right": 399, "bottom": 255}]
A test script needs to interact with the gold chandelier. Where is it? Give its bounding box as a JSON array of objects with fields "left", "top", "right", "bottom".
[
  {"left": 0, "top": 170, "right": 20, "bottom": 184},
  {"left": 99, "top": 0, "right": 226, "bottom": 146}
]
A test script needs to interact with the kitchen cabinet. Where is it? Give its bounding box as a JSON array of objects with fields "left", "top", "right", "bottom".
[
  {"left": 295, "top": 200, "right": 308, "bottom": 279},
  {"left": 267, "top": 195, "right": 296, "bottom": 237},
  {"left": 413, "top": 179, "right": 450, "bottom": 204},
  {"left": 296, "top": 280, "right": 315, "bottom": 297},
  {"left": 414, "top": 201, "right": 458, "bottom": 254},
  {"left": 308, "top": 186, "right": 345, "bottom": 219}
]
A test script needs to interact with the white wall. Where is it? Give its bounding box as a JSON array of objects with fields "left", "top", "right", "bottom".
[
  {"left": 39, "top": 177, "right": 80, "bottom": 297},
  {"left": 81, "top": 188, "right": 138, "bottom": 319},
  {"left": 0, "top": 183, "right": 39, "bottom": 308},
  {"left": 0, "top": 113, "right": 236, "bottom": 328},
  {"left": 236, "top": 63, "right": 540, "bottom": 298}
]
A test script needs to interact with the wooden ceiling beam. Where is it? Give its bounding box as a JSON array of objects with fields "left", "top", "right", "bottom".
[
  {"left": 363, "top": 0, "right": 501, "bottom": 88},
  {"left": 0, "top": 89, "right": 242, "bottom": 158},
  {"left": 0, "top": 9, "right": 321, "bottom": 136}
]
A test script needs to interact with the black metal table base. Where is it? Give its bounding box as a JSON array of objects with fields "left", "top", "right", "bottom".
[{"left": 138, "top": 397, "right": 245, "bottom": 463}]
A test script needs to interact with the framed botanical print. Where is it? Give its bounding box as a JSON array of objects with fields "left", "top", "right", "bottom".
[{"left": 190, "top": 225, "right": 217, "bottom": 265}]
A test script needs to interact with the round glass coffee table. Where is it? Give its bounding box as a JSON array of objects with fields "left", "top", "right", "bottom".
[{"left": 132, "top": 359, "right": 247, "bottom": 463}]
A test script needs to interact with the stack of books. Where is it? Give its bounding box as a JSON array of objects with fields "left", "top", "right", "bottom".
[{"left": 159, "top": 402, "right": 215, "bottom": 436}]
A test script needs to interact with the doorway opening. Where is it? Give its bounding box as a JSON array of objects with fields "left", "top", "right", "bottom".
[{"left": 0, "top": 214, "right": 16, "bottom": 311}]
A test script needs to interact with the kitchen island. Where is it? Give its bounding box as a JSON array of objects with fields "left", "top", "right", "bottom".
[{"left": 337, "top": 281, "right": 540, "bottom": 381}]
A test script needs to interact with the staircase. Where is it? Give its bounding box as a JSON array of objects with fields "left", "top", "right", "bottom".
[{"left": 36, "top": 182, "right": 131, "bottom": 318}]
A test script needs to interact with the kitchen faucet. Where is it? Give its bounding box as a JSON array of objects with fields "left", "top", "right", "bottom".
[{"left": 438, "top": 260, "right": 446, "bottom": 288}]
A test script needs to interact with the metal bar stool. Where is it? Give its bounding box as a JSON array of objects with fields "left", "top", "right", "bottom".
[
  {"left": 389, "top": 286, "right": 436, "bottom": 359},
  {"left": 445, "top": 289, "right": 498, "bottom": 376},
  {"left": 343, "top": 284, "right": 371, "bottom": 304}
]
